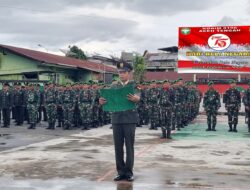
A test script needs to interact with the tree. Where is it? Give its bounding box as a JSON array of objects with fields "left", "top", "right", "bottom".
[
  {"left": 133, "top": 55, "right": 146, "bottom": 83},
  {"left": 66, "top": 45, "right": 87, "bottom": 60}
]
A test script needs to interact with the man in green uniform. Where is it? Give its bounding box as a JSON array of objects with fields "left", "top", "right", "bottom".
[
  {"left": 27, "top": 84, "right": 40, "bottom": 129},
  {"left": 203, "top": 81, "right": 221, "bottom": 131},
  {"left": 99, "top": 61, "right": 140, "bottom": 182},
  {"left": 243, "top": 81, "right": 250, "bottom": 133},
  {"left": 45, "top": 82, "right": 58, "bottom": 130},
  {"left": 223, "top": 80, "right": 241, "bottom": 132},
  {"left": 160, "top": 80, "right": 173, "bottom": 139}
]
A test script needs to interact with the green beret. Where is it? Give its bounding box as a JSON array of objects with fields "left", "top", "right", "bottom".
[
  {"left": 156, "top": 81, "right": 162, "bottom": 84},
  {"left": 178, "top": 77, "right": 183, "bottom": 81},
  {"left": 228, "top": 79, "right": 236, "bottom": 84},
  {"left": 208, "top": 81, "right": 214, "bottom": 86}
]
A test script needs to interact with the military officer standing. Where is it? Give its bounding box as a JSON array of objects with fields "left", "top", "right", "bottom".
[
  {"left": 27, "top": 84, "right": 40, "bottom": 129},
  {"left": 243, "top": 81, "right": 250, "bottom": 133},
  {"left": 160, "top": 80, "right": 173, "bottom": 139},
  {"left": 203, "top": 81, "right": 221, "bottom": 131},
  {"left": 223, "top": 80, "right": 241, "bottom": 132},
  {"left": 99, "top": 61, "right": 140, "bottom": 182},
  {"left": 1, "top": 84, "right": 11, "bottom": 128},
  {"left": 61, "top": 84, "right": 75, "bottom": 130},
  {"left": 45, "top": 83, "right": 58, "bottom": 130}
]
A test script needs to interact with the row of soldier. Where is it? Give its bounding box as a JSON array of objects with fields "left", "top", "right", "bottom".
[
  {"left": 136, "top": 78, "right": 202, "bottom": 139},
  {"left": 2, "top": 79, "right": 249, "bottom": 137},
  {"left": 203, "top": 79, "right": 250, "bottom": 133},
  {"left": 0, "top": 82, "right": 111, "bottom": 130}
]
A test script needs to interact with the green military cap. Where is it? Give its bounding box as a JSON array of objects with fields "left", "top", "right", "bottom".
[
  {"left": 151, "top": 80, "right": 156, "bottom": 83},
  {"left": 156, "top": 80, "right": 162, "bottom": 84},
  {"left": 228, "top": 79, "right": 236, "bottom": 84},
  {"left": 208, "top": 81, "right": 214, "bottom": 86},
  {"left": 163, "top": 80, "right": 169, "bottom": 83},
  {"left": 178, "top": 77, "right": 183, "bottom": 81}
]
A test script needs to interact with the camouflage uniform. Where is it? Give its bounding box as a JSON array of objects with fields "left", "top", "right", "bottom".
[
  {"left": 172, "top": 86, "right": 183, "bottom": 130},
  {"left": 61, "top": 88, "right": 75, "bottom": 130},
  {"left": 159, "top": 87, "right": 173, "bottom": 138},
  {"left": 147, "top": 87, "right": 160, "bottom": 130},
  {"left": 45, "top": 87, "right": 58, "bottom": 129},
  {"left": 223, "top": 85, "right": 241, "bottom": 132},
  {"left": 27, "top": 87, "right": 40, "bottom": 129},
  {"left": 243, "top": 85, "right": 250, "bottom": 133},
  {"left": 203, "top": 86, "right": 221, "bottom": 131},
  {"left": 79, "top": 88, "right": 93, "bottom": 130},
  {"left": 91, "top": 88, "right": 100, "bottom": 128}
]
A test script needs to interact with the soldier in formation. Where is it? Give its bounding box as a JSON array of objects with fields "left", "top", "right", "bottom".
[
  {"left": 203, "top": 81, "right": 221, "bottom": 131},
  {"left": 223, "top": 80, "right": 241, "bottom": 132}
]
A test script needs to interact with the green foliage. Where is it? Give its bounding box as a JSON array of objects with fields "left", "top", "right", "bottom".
[
  {"left": 133, "top": 56, "right": 146, "bottom": 83},
  {"left": 66, "top": 45, "right": 87, "bottom": 60}
]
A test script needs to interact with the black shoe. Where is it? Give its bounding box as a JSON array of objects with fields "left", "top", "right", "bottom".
[
  {"left": 160, "top": 135, "right": 166, "bottom": 139},
  {"left": 113, "top": 174, "right": 125, "bottom": 181},
  {"left": 206, "top": 128, "right": 211, "bottom": 131},
  {"left": 212, "top": 128, "right": 216, "bottom": 131},
  {"left": 126, "top": 175, "right": 134, "bottom": 182},
  {"left": 233, "top": 129, "right": 238, "bottom": 132}
]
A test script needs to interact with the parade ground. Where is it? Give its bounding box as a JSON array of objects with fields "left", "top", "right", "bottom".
[{"left": 0, "top": 115, "right": 250, "bottom": 190}]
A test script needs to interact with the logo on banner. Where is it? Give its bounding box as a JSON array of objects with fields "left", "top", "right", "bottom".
[
  {"left": 181, "top": 28, "right": 191, "bottom": 35},
  {"left": 208, "top": 34, "right": 231, "bottom": 51}
]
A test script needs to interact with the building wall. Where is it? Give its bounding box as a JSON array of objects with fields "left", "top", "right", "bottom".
[{"left": 0, "top": 51, "right": 45, "bottom": 75}]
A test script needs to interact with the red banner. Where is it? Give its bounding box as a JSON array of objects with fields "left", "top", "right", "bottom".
[{"left": 178, "top": 26, "right": 250, "bottom": 73}]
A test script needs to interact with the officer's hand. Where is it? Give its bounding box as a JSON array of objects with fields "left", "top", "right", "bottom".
[
  {"left": 127, "top": 93, "right": 140, "bottom": 103},
  {"left": 99, "top": 97, "right": 107, "bottom": 105}
]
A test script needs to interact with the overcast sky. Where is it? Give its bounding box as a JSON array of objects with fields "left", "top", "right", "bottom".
[{"left": 0, "top": 0, "right": 249, "bottom": 56}]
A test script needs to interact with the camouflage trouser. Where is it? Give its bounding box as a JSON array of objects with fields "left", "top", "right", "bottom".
[
  {"left": 149, "top": 106, "right": 160, "bottom": 128},
  {"left": 79, "top": 103, "right": 92, "bottom": 125},
  {"left": 206, "top": 109, "right": 217, "bottom": 127},
  {"left": 160, "top": 107, "right": 172, "bottom": 131},
  {"left": 227, "top": 106, "right": 239, "bottom": 125},
  {"left": 27, "top": 104, "right": 38, "bottom": 124},
  {"left": 137, "top": 106, "right": 144, "bottom": 125},
  {"left": 92, "top": 104, "right": 99, "bottom": 125},
  {"left": 103, "top": 111, "right": 111, "bottom": 124},
  {"left": 173, "top": 104, "right": 182, "bottom": 129},
  {"left": 45, "top": 103, "right": 57, "bottom": 125},
  {"left": 62, "top": 103, "right": 75, "bottom": 128}
]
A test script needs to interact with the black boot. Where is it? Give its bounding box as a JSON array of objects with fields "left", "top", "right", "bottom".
[
  {"left": 32, "top": 123, "right": 36, "bottom": 129},
  {"left": 56, "top": 121, "right": 62, "bottom": 128},
  {"left": 172, "top": 125, "right": 176, "bottom": 130},
  {"left": 206, "top": 124, "right": 211, "bottom": 131},
  {"left": 161, "top": 128, "right": 167, "bottom": 139},
  {"left": 46, "top": 123, "right": 52, "bottom": 130},
  {"left": 233, "top": 125, "right": 237, "bottom": 132},
  {"left": 212, "top": 125, "right": 216, "bottom": 131},
  {"left": 27, "top": 124, "right": 33, "bottom": 129},
  {"left": 228, "top": 124, "right": 233, "bottom": 132},
  {"left": 167, "top": 129, "right": 172, "bottom": 139}
]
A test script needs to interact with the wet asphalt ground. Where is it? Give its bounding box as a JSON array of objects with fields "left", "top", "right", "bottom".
[{"left": 0, "top": 115, "right": 250, "bottom": 190}]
